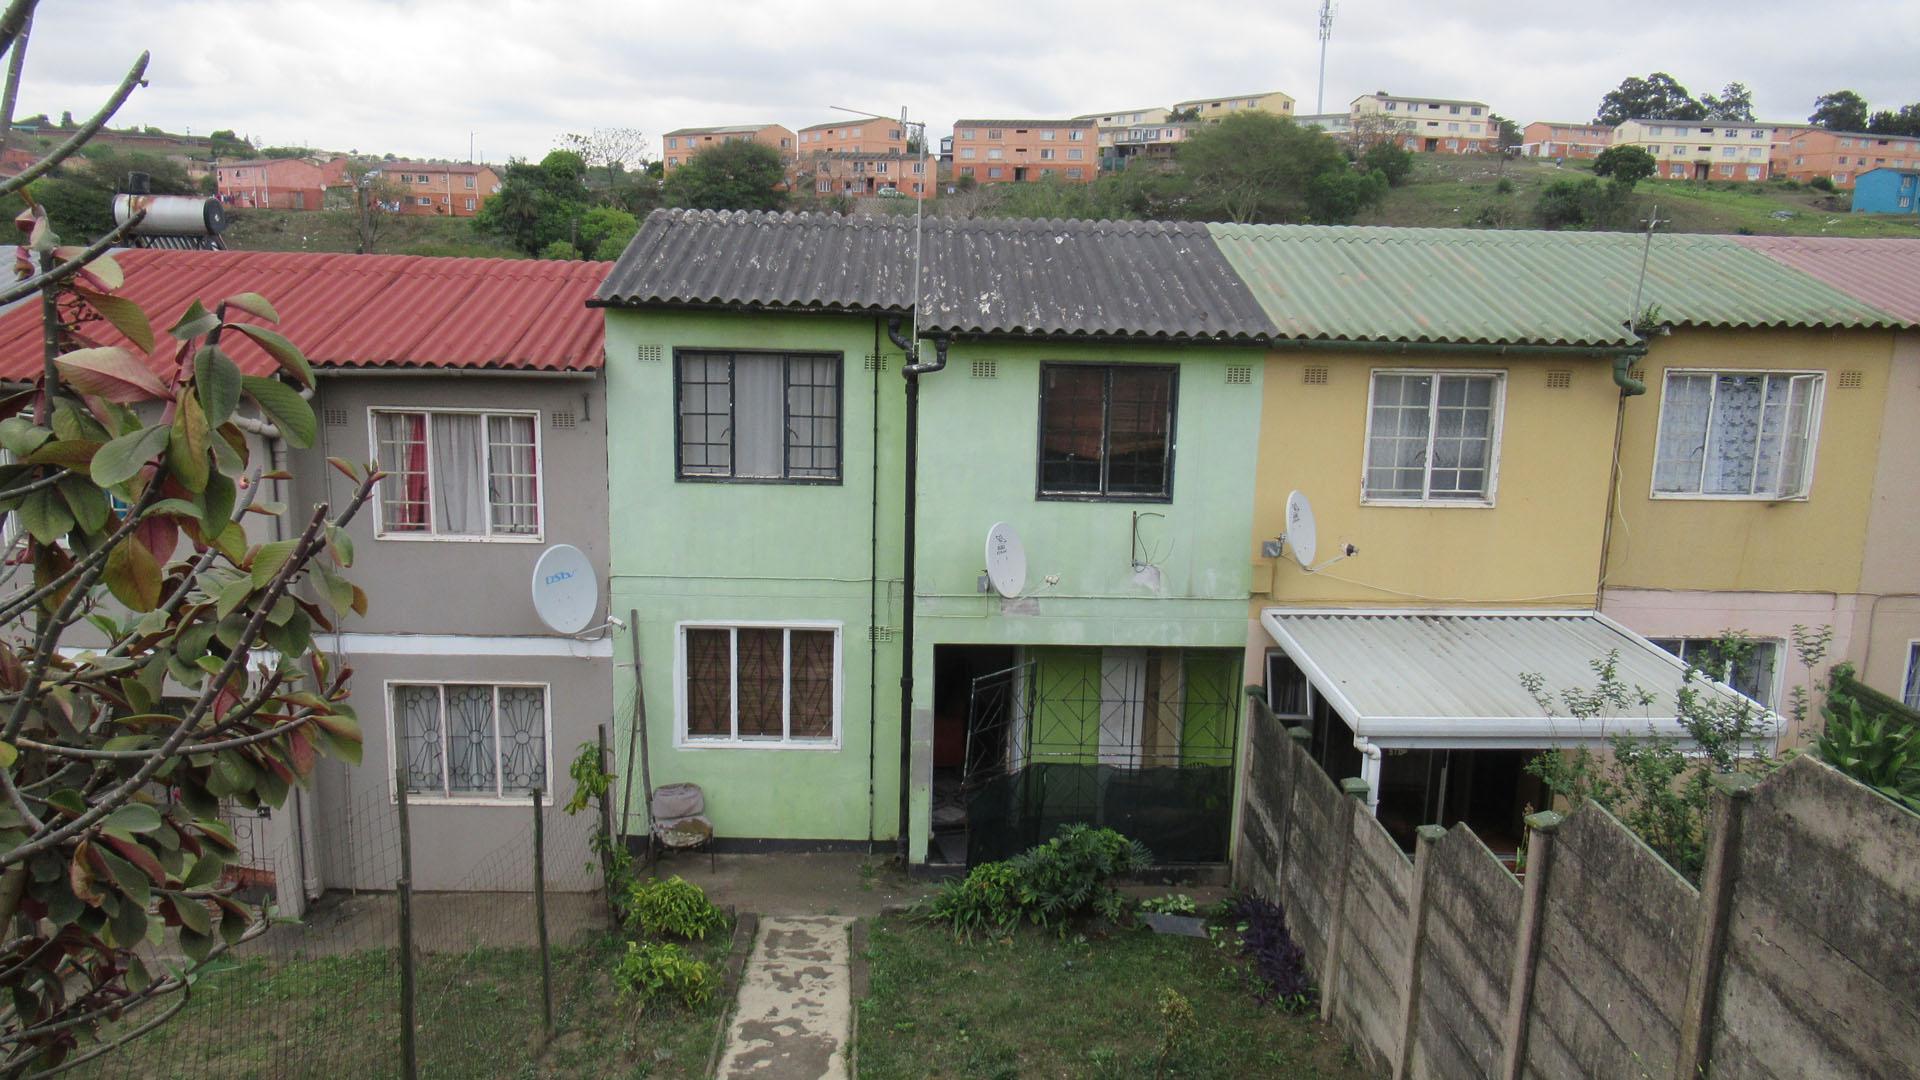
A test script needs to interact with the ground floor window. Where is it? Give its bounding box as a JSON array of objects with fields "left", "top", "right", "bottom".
[
  {"left": 1648, "top": 636, "right": 1779, "bottom": 708},
  {"left": 392, "top": 682, "right": 549, "bottom": 799},
  {"left": 679, "top": 623, "right": 839, "bottom": 747}
]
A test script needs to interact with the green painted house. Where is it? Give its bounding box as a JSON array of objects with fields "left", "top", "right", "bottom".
[{"left": 592, "top": 210, "right": 1276, "bottom": 868}]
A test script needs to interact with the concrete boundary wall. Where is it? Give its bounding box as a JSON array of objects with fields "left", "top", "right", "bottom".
[{"left": 1233, "top": 692, "right": 1920, "bottom": 1079}]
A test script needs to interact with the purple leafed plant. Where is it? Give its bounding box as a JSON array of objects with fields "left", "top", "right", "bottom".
[{"left": 1228, "top": 894, "right": 1315, "bottom": 1012}]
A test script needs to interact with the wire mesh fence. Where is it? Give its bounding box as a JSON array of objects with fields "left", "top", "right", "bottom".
[{"left": 73, "top": 762, "right": 616, "bottom": 1080}]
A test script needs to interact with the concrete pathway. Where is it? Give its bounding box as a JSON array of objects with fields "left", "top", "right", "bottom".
[{"left": 715, "top": 916, "right": 854, "bottom": 1080}]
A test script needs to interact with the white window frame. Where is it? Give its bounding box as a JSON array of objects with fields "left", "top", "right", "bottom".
[
  {"left": 674, "top": 620, "right": 843, "bottom": 750},
  {"left": 1649, "top": 369, "right": 1825, "bottom": 501},
  {"left": 368, "top": 406, "right": 546, "bottom": 543},
  {"left": 1646, "top": 637, "right": 1783, "bottom": 709},
  {"left": 385, "top": 679, "right": 554, "bottom": 805},
  {"left": 1360, "top": 368, "right": 1506, "bottom": 507}
]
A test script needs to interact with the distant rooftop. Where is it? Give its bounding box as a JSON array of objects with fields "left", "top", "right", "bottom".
[
  {"left": 1356, "top": 93, "right": 1490, "bottom": 107},
  {"left": 664, "top": 124, "right": 782, "bottom": 137},
  {"left": 951, "top": 118, "right": 1097, "bottom": 129}
]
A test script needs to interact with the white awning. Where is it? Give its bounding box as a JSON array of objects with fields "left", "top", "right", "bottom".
[{"left": 1260, "top": 608, "right": 1780, "bottom": 750}]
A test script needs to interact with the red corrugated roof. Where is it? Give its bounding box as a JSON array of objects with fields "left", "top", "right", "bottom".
[
  {"left": 0, "top": 249, "right": 608, "bottom": 383},
  {"left": 1731, "top": 236, "right": 1920, "bottom": 325}
]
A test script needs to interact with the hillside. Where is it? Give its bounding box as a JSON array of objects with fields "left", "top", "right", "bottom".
[
  {"left": 1357, "top": 154, "right": 1920, "bottom": 238},
  {"left": 221, "top": 209, "right": 524, "bottom": 258}
]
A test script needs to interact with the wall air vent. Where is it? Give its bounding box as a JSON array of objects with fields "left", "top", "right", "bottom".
[
  {"left": 1837, "top": 370, "right": 1863, "bottom": 389},
  {"left": 1546, "top": 370, "right": 1572, "bottom": 389},
  {"left": 324, "top": 407, "right": 348, "bottom": 428},
  {"left": 865, "top": 352, "right": 889, "bottom": 372},
  {"left": 868, "top": 625, "right": 898, "bottom": 642},
  {"left": 551, "top": 411, "right": 576, "bottom": 430},
  {"left": 970, "top": 360, "right": 998, "bottom": 379},
  {"left": 1629, "top": 368, "right": 1646, "bottom": 384},
  {"left": 1303, "top": 366, "right": 1329, "bottom": 385},
  {"left": 1226, "top": 365, "right": 1253, "bottom": 384},
  {"left": 635, "top": 345, "right": 663, "bottom": 363}
]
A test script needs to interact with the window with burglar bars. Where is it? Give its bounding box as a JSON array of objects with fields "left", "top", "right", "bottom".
[
  {"left": 1037, "top": 363, "right": 1176, "bottom": 500},
  {"left": 1363, "top": 370, "right": 1503, "bottom": 503},
  {"left": 1648, "top": 637, "right": 1781, "bottom": 708},
  {"left": 1652, "top": 371, "right": 1822, "bottom": 499},
  {"left": 679, "top": 624, "right": 839, "bottom": 747},
  {"left": 676, "top": 350, "right": 842, "bottom": 482},
  {"left": 371, "top": 409, "right": 540, "bottom": 539},
  {"left": 391, "top": 682, "right": 549, "bottom": 800}
]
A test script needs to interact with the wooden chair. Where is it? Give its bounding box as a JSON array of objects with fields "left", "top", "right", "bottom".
[{"left": 650, "top": 782, "right": 715, "bottom": 872}]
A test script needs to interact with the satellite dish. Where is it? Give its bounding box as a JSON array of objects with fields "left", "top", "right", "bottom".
[
  {"left": 532, "top": 544, "right": 598, "bottom": 634},
  {"left": 985, "top": 521, "right": 1027, "bottom": 599},
  {"left": 1283, "top": 491, "right": 1318, "bottom": 568}
]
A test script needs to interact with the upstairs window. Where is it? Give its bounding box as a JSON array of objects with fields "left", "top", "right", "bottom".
[
  {"left": 1653, "top": 371, "right": 1822, "bottom": 499},
  {"left": 1038, "top": 363, "right": 1176, "bottom": 500},
  {"left": 1363, "top": 371, "right": 1503, "bottom": 503},
  {"left": 1649, "top": 638, "right": 1779, "bottom": 708},
  {"left": 676, "top": 350, "right": 841, "bottom": 483},
  {"left": 372, "top": 409, "right": 540, "bottom": 539}
]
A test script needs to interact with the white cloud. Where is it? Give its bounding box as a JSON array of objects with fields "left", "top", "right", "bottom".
[{"left": 14, "top": 0, "right": 1919, "bottom": 162}]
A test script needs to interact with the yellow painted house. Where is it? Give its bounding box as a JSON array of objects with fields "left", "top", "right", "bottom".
[{"left": 1208, "top": 225, "right": 1917, "bottom": 853}]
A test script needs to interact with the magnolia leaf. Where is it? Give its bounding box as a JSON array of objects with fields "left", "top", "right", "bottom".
[
  {"left": 216, "top": 575, "right": 253, "bottom": 619},
  {"left": 104, "top": 802, "right": 164, "bottom": 834},
  {"left": 180, "top": 850, "right": 227, "bottom": 890},
  {"left": 202, "top": 468, "right": 236, "bottom": 533},
  {"left": 0, "top": 416, "right": 50, "bottom": 457},
  {"left": 145, "top": 498, "right": 206, "bottom": 519},
  {"left": 314, "top": 561, "right": 355, "bottom": 616},
  {"left": 0, "top": 740, "right": 14, "bottom": 768},
  {"left": 103, "top": 531, "right": 164, "bottom": 611},
  {"left": 55, "top": 347, "right": 171, "bottom": 403},
  {"left": 250, "top": 538, "right": 299, "bottom": 589},
  {"left": 58, "top": 476, "right": 109, "bottom": 534},
  {"left": 18, "top": 488, "right": 74, "bottom": 545},
  {"left": 240, "top": 375, "right": 316, "bottom": 448},
  {"left": 167, "top": 393, "right": 211, "bottom": 494},
  {"left": 22, "top": 438, "right": 101, "bottom": 468},
  {"left": 223, "top": 292, "right": 279, "bottom": 324},
  {"left": 172, "top": 893, "right": 211, "bottom": 936},
  {"left": 75, "top": 287, "right": 156, "bottom": 354},
  {"left": 91, "top": 423, "right": 169, "bottom": 487},
  {"left": 193, "top": 346, "right": 243, "bottom": 426},
  {"left": 169, "top": 300, "right": 220, "bottom": 342},
  {"left": 53, "top": 247, "right": 124, "bottom": 289},
  {"left": 324, "top": 523, "right": 354, "bottom": 567},
  {"left": 230, "top": 324, "right": 314, "bottom": 388}
]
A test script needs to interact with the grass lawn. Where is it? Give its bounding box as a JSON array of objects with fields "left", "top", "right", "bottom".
[
  {"left": 856, "top": 917, "right": 1371, "bottom": 1080},
  {"left": 75, "top": 930, "right": 729, "bottom": 1079}
]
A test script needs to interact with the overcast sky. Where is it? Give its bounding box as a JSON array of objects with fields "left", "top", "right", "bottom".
[{"left": 16, "top": 0, "right": 1919, "bottom": 162}]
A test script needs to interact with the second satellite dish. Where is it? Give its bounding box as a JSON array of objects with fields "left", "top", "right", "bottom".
[
  {"left": 532, "top": 544, "right": 599, "bottom": 634},
  {"left": 1283, "top": 491, "right": 1318, "bottom": 568},
  {"left": 985, "top": 522, "right": 1028, "bottom": 599}
]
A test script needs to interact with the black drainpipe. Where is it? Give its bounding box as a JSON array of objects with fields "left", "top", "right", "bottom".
[{"left": 888, "top": 315, "right": 947, "bottom": 861}]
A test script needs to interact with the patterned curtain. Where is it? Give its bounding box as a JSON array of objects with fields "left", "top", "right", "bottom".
[
  {"left": 736, "top": 628, "right": 784, "bottom": 737},
  {"left": 446, "top": 684, "right": 496, "bottom": 793},
  {"left": 789, "top": 631, "right": 835, "bottom": 738},
  {"left": 497, "top": 687, "right": 547, "bottom": 794},
  {"left": 487, "top": 415, "right": 539, "bottom": 535},
  {"left": 1702, "top": 374, "right": 1777, "bottom": 495},
  {"left": 393, "top": 685, "right": 444, "bottom": 794},
  {"left": 686, "top": 629, "right": 732, "bottom": 737}
]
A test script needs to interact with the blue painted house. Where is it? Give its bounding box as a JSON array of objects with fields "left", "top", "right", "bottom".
[{"left": 1852, "top": 168, "right": 1920, "bottom": 215}]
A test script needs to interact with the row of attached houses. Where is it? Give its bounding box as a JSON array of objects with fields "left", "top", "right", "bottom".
[
  {"left": 1522, "top": 119, "right": 1920, "bottom": 197},
  {"left": 213, "top": 157, "right": 501, "bottom": 215},
  {"left": 4, "top": 222, "right": 1914, "bottom": 895}
]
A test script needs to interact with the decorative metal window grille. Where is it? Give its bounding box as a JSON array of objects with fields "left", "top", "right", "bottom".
[
  {"left": 675, "top": 350, "right": 842, "bottom": 482},
  {"left": 392, "top": 682, "right": 548, "bottom": 799},
  {"left": 1037, "top": 363, "right": 1176, "bottom": 501},
  {"left": 1546, "top": 370, "right": 1572, "bottom": 389},
  {"left": 324, "top": 407, "right": 349, "bottom": 428},
  {"left": 1225, "top": 366, "right": 1252, "bottom": 384},
  {"left": 635, "top": 345, "right": 663, "bottom": 363},
  {"left": 970, "top": 360, "right": 998, "bottom": 379},
  {"left": 1837, "top": 370, "right": 1863, "bottom": 389},
  {"left": 551, "top": 411, "right": 576, "bottom": 429},
  {"left": 683, "top": 625, "right": 838, "bottom": 744},
  {"left": 1303, "top": 366, "right": 1330, "bottom": 385}
]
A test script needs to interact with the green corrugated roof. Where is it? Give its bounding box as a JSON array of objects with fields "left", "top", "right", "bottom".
[{"left": 1207, "top": 225, "right": 1910, "bottom": 349}]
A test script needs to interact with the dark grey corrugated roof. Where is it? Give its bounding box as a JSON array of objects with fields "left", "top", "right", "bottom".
[{"left": 593, "top": 209, "right": 1276, "bottom": 343}]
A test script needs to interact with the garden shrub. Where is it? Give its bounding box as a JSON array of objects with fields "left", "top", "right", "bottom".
[
  {"left": 1139, "top": 893, "right": 1198, "bottom": 916},
  {"left": 922, "top": 859, "right": 1023, "bottom": 939},
  {"left": 1227, "top": 894, "right": 1314, "bottom": 1012},
  {"left": 625, "top": 875, "right": 729, "bottom": 940},
  {"left": 1817, "top": 697, "right": 1920, "bottom": 814},
  {"left": 613, "top": 941, "right": 715, "bottom": 1010},
  {"left": 920, "top": 824, "right": 1152, "bottom": 938},
  {"left": 1810, "top": 175, "right": 1835, "bottom": 192}
]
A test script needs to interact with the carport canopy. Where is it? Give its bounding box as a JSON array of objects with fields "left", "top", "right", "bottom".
[{"left": 1259, "top": 608, "right": 1780, "bottom": 751}]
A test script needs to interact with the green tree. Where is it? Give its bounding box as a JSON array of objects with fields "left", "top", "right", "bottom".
[
  {"left": 1866, "top": 103, "right": 1920, "bottom": 137},
  {"left": 1488, "top": 112, "right": 1523, "bottom": 149},
  {"left": 1358, "top": 140, "right": 1413, "bottom": 186},
  {"left": 207, "top": 128, "right": 252, "bottom": 158},
  {"left": 1176, "top": 112, "right": 1348, "bottom": 224},
  {"left": 1593, "top": 144, "right": 1657, "bottom": 188},
  {"left": 661, "top": 140, "right": 787, "bottom": 211},
  {"left": 471, "top": 149, "right": 593, "bottom": 256},
  {"left": 577, "top": 205, "right": 639, "bottom": 260},
  {"left": 1304, "top": 167, "right": 1387, "bottom": 223},
  {"left": 1534, "top": 178, "right": 1617, "bottom": 229},
  {"left": 1699, "top": 81, "right": 1756, "bottom": 122},
  {"left": 540, "top": 239, "right": 582, "bottom": 260},
  {"left": 1809, "top": 90, "right": 1870, "bottom": 131},
  {"left": 1595, "top": 73, "right": 1707, "bottom": 125}
]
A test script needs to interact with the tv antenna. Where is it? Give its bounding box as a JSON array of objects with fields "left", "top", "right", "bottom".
[
  {"left": 1316, "top": 1, "right": 1337, "bottom": 115},
  {"left": 833, "top": 104, "right": 929, "bottom": 354},
  {"left": 1627, "top": 204, "right": 1668, "bottom": 335}
]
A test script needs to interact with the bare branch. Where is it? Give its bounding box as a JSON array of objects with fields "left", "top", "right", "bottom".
[
  {"left": 0, "top": 50, "right": 148, "bottom": 200},
  {"left": 0, "top": 469, "right": 67, "bottom": 501},
  {"left": 0, "top": 0, "right": 35, "bottom": 67},
  {"left": 0, "top": 4, "right": 32, "bottom": 154},
  {"left": 23, "top": 991, "right": 186, "bottom": 1078}
]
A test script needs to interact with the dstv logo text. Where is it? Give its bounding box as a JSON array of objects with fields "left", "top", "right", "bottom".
[{"left": 544, "top": 570, "right": 576, "bottom": 586}]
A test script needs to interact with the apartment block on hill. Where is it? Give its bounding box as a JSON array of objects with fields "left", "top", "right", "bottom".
[
  {"left": 661, "top": 124, "right": 797, "bottom": 171},
  {"left": 1522, "top": 120, "right": 1613, "bottom": 159},
  {"left": 1173, "top": 90, "right": 1295, "bottom": 121},
  {"left": 215, "top": 157, "right": 329, "bottom": 211},
  {"left": 371, "top": 160, "right": 502, "bottom": 217},
  {"left": 949, "top": 119, "right": 1097, "bottom": 184},
  {"left": 797, "top": 120, "right": 908, "bottom": 157},
  {"left": 1350, "top": 92, "right": 1496, "bottom": 153},
  {"left": 803, "top": 151, "right": 932, "bottom": 200},
  {"left": 1612, "top": 119, "right": 1774, "bottom": 182},
  {"left": 1772, "top": 127, "right": 1920, "bottom": 189},
  {"left": 1075, "top": 105, "right": 1172, "bottom": 156}
]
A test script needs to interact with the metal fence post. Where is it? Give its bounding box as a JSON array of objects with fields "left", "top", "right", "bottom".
[
  {"left": 533, "top": 786, "right": 553, "bottom": 1041},
  {"left": 597, "top": 723, "right": 617, "bottom": 924},
  {"left": 395, "top": 768, "right": 418, "bottom": 1080}
]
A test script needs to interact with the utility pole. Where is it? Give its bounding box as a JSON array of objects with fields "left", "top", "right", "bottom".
[{"left": 1316, "top": 1, "right": 1336, "bottom": 115}]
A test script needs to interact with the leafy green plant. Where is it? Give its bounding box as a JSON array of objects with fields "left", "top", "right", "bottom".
[
  {"left": 612, "top": 941, "right": 714, "bottom": 1011},
  {"left": 1008, "top": 824, "right": 1152, "bottom": 928},
  {"left": 1154, "top": 987, "right": 1196, "bottom": 1077},
  {"left": 1816, "top": 699, "right": 1920, "bottom": 813},
  {"left": 1138, "top": 893, "right": 1197, "bottom": 916},
  {"left": 563, "top": 741, "right": 633, "bottom": 912},
  {"left": 921, "top": 859, "right": 1023, "bottom": 941},
  {"left": 624, "top": 875, "right": 728, "bottom": 940}
]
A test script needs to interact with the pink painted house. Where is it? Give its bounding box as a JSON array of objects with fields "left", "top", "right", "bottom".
[{"left": 215, "top": 157, "right": 329, "bottom": 211}]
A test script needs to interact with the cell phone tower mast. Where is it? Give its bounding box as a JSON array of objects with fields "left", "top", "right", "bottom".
[{"left": 1317, "top": 1, "right": 1336, "bottom": 114}]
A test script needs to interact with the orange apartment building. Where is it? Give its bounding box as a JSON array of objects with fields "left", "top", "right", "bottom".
[
  {"left": 803, "top": 152, "right": 932, "bottom": 201},
  {"left": 949, "top": 118, "right": 1098, "bottom": 184},
  {"left": 373, "top": 161, "right": 501, "bottom": 217},
  {"left": 1772, "top": 126, "right": 1920, "bottom": 189},
  {"left": 661, "top": 124, "right": 797, "bottom": 171},
  {"left": 796, "top": 120, "right": 908, "bottom": 156},
  {"left": 215, "top": 157, "right": 329, "bottom": 210},
  {"left": 1522, "top": 120, "right": 1612, "bottom": 159}
]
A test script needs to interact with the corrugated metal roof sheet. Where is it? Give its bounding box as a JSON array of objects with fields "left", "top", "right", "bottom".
[
  {"left": 1209, "top": 225, "right": 1910, "bottom": 348},
  {"left": 1731, "top": 235, "right": 1920, "bottom": 325},
  {"left": 595, "top": 210, "right": 1276, "bottom": 343},
  {"left": 1261, "top": 609, "right": 1775, "bottom": 746},
  {"left": 0, "top": 249, "right": 608, "bottom": 383}
]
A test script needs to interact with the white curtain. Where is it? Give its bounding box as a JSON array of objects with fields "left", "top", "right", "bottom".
[
  {"left": 487, "top": 415, "right": 538, "bottom": 535},
  {"left": 431, "top": 414, "right": 486, "bottom": 534},
  {"left": 733, "top": 355, "right": 785, "bottom": 478}
]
